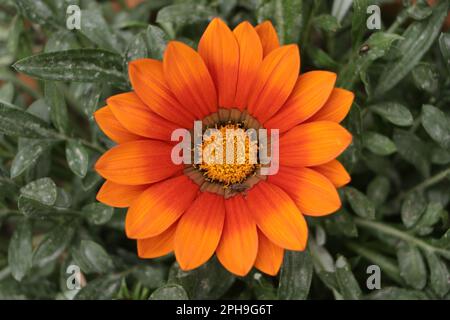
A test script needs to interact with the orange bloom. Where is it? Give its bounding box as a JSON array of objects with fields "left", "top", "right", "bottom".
[{"left": 94, "top": 18, "right": 353, "bottom": 276}]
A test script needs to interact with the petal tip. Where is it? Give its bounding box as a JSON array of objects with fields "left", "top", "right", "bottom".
[{"left": 257, "top": 20, "right": 275, "bottom": 29}]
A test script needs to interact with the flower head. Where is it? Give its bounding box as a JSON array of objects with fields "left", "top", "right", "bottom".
[{"left": 94, "top": 18, "right": 353, "bottom": 276}]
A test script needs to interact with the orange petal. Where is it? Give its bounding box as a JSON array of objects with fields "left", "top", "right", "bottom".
[
  {"left": 232, "top": 21, "right": 263, "bottom": 110},
  {"left": 265, "top": 71, "right": 337, "bottom": 133},
  {"left": 216, "top": 196, "right": 258, "bottom": 276},
  {"left": 198, "top": 18, "right": 239, "bottom": 108},
  {"left": 94, "top": 106, "right": 141, "bottom": 143},
  {"left": 311, "top": 160, "right": 351, "bottom": 188},
  {"left": 95, "top": 140, "right": 182, "bottom": 185},
  {"left": 280, "top": 121, "right": 352, "bottom": 167},
  {"left": 307, "top": 88, "right": 354, "bottom": 123},
  {"left": 164, "top": 41, "right": 217, "bottom": 118},
  {"left": 175, "top": 192, "right": 225, "bottom": 270},
  {"left": 96, "top": 180, "right": 148, "bottom": 208},
  {"left": 247, "top": 45, "right": 300, "bottom": 123},
  {"left": 246, "top": 181, "right": 308, "bottom": 250},
  {"left": 125, "top": 175, "right": 199, "bottom": 239},
  {"left": 254, "top": 230, "right": 284, "bottom": 276},
  {"left": 128, "top": 59, "right": 195, "bottom": 128},
  {"left": 268, "top": 166, "right": 341, "bottom": 216},
  {"left": 255, "top": 21, "right": 280, "bottom": 57},
  {"left": 108, "top": 92, "right": 180, "bottom": 141},
  {"left": 137, "top": 223, "right": 177, "bottom": 259}
]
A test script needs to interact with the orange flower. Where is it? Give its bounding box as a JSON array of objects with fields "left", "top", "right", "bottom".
[{"left": 94, "top": 18, "right": 353, "bottom": 276}]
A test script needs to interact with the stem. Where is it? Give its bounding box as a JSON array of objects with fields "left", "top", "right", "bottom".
[
  {"left": 387, "top": 9, "right": 409, "bottom": 33},
  {"left": 345, "top": 242, "right": 404, "bottom": 285},
  {"left": 354, "top": 218, "right": 450, "bottom": 258},
  {"left": 78, "top": 139, "right": 106, "bottom": 153},
  {"left": 0, "top": 209, "right": 20, "bottom": 217},
  {"left": 404, "top": 167, "right": 450, "bottom": 196},
  {"left": 301, "top": 0, "right": 321, "bottom": 45},
  {"left": 56, "top": 133, "right": 105, "bottom": 153}
]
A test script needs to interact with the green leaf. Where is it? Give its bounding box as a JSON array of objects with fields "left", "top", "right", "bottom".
[
  {"left": 0, "top": 102, "right": 58, "bottom": 139},
  {"left": 363, "top": 131, "right": 397, "bottom": 156},
  {"left": 18, "top": 196, "right": 54, "bottom": 217},
  {"left": 256, "top": 0, "right": 303, "bottom": 44},
  {"left": 309, "top": 239, "right": 338, "bottom": 291},
  {"left": 17, "top": 186, "right": 69, "bottom": 217},
  {"left": 276, "top": 0, "right": 304, "bottom": 44},
  {"left": 168, "top": 258, "right": 235, "bottom": 300},
  {"left": 421, "top": 104, "right": 450, "bottom": 150},
  {"left": 393, "top": 130, "right": 430, "bottom": 177},
  {"left": 367, "top": 176, "right": 390, "bottom": 207},
  {"left": 125, "top": 33, "right": 148, "bottom": 62},
  {"left": 65, "top": 140, "right": 88, "bottom": 178},
  {"left": 54, "top": 188, "right": 71, "bottom": 208},
  {"left": 306, "top": 46, "right": 339, "bottom": 69},
  {"left": 351, "top": 0, "right": 369, "bottom": 49},
  {"left": 145, "top": 25, "right": 168, "bottom": 60},
  {"left": 82, "top": 202, "right": 114, "bottom": 225},
  {"left": 401, "top": 191, "right": 427, "bottom": 228},
  {"left": 411, "top": 63, "right": 439, "bottom": 93},
  {"left": 434, "top": 229, "right": 450, "bottom": 249},
  {"left": 367, "top": 286, "right": 429, "bottom": 300},
  {"left": 150, "top": 284, "right": 189, "bottom": 300},
  {"left": 10, "top": 140, "right": 54, "bottom": 178},
  {"left": 397, "top": 242, "right": 427, "bottom": 290},
  {"left": 323, "top": 208, "right": 358, "bottom": 238},
  {"left": 125, "top": 24, "right": 169, "bottom": 62},
  {"left": 45, "top": 30, "right": 79, "bottom": 53},
  {"left": 332, "top": 0, "right": 353, "bottom": 22},
  {"left": 407, "top": 2, "right": 433, "bottom": 20},
  {"left": 44, "top": 81, "right": 69, "bottom": 134},
  {"left": 15, "top": 0, "right": 58, "bottom": 28},
  {"left": 369, "top": 102, "right": 414, "bottom": 127},
  {"left": 70, "top": 83, "right": 102, "bottom": 117},
  {"left": 412, "top": 202, "right": 443, "bottom": 233},
  {"left": 75, "top": 274, "right": 122, "bottom": 300},
  {"left": 13, "top": 49, "right": 126, "bottom": 87},
  {"left": 424, "top": 250, "right": 450, "bottom": 297},
  {"left": 344, "top": 186, "right": 376, "bottom": 219},
  {"left": 439, "top": 32, "right": 450, "bottom": 71},
  {"left": 375, "top": 0, "right": 449, "bottom": 95},
  {"left": 156, "top": 4, "right": 216, "bottom": 30},
  {"left": 72, "top": 240, "right": 114, "bottom": 274},
  {"left": 20, "top": 177, "right": 57, "bottom": 206},
  {"left": 79, "top": 10, "right": 123, "bottom": 53},
  {"left": 81, "top": 171, "right": 103, "bottom": 191},
  {"left": 314, "top": 14, "right": 341, "bottom": 33},
  {"left": 8, "top": 220, "right": 32, "bottom": 282},
  {"left": 278, "top": 249, "right": 313, "bottom": 300},
  {"left": 245, "top": 271, "right": 277, "bottom": 299},
  {"left": 335, "top": 255, "right": 362, "bottom": 300},
  {"left": 7, "top": 15, "right": 24, "bottom": 58},
  {"left": 27, "top": 98, "right": 50, "bottom": 122},
  {"left": 431, "top": 146, "right": 450, "bottom": 165},
  {"left": 337, "top": 32, "right": 403, "bottom": 89},
  {"left": 131, "top": 265, "right": 166, "bottom": 289},
  {"left": 33, "top": 222, "right": 76, "bottom": 267}
]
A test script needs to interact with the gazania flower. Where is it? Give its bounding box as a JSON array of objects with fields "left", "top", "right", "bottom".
[{"left": 94, "top": 18, "right": 353, "bottom": 276}]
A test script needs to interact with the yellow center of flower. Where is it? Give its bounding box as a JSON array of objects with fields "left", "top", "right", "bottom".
[{"left": 198, "top": 123, "right": 258, "bottom": 187}]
